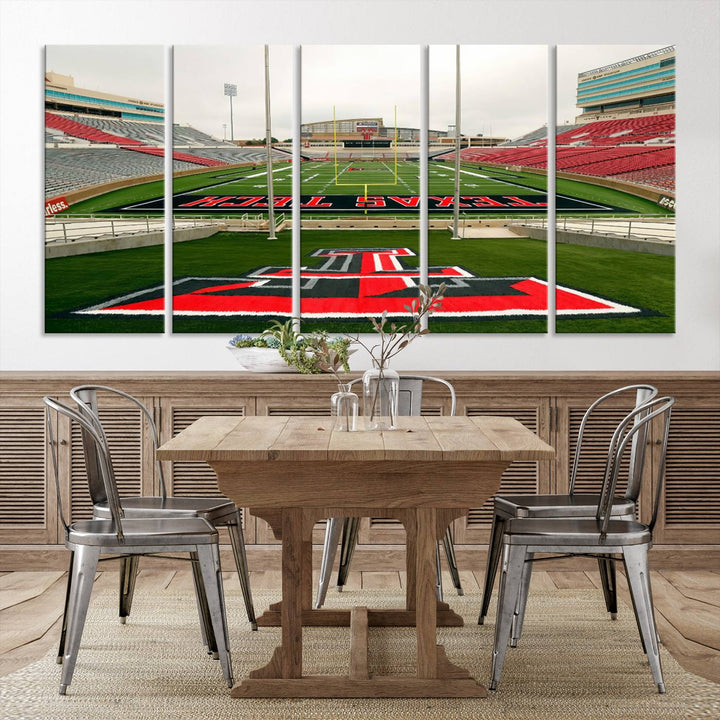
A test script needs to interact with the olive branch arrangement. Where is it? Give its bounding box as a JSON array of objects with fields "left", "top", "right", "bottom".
[
  {"left": 349, "top": 282, "right": 447, "bottom": 426},
  {"left": 228, "top": 283, "right": 446, "bottom": 428},
  {"left": 350, "top": 282, "right": 446, "bottom": 371}
]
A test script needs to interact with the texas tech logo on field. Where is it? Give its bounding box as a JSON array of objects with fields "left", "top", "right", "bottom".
[{"left": 72, "top": 247, "right": 644, "bottom": 319}]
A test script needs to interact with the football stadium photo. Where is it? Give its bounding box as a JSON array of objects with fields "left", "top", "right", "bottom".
[
  {"left": 45, "top": 43, "right": 675, "bottom": 334},
  {"left": 3, "top": 1, "right": 719, "bottom": 715}
]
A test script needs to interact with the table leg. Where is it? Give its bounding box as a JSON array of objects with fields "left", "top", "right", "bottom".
[
  {"left": 413, "top": 507, "right": 486, "bottom": 694},
  {"left": 281, "top": 507, "right": 303, "bottom": 678},
  {"left": 235, "top": 507, "right": 304, "bottom": 688},
  {"left": 415, "top": 507, "right": 438, "bottom": 678}
]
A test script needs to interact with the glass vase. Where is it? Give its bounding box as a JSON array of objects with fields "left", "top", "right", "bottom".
[
  {"left": 331, "top": 383, "right": 358, "bottom": 432},
  {"left": 362, "top": 365, "right": 400, "bottom": 430}
]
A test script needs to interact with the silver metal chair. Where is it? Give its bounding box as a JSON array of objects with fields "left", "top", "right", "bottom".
[
  {"left": 44, "top": 396, "right": 233, "bottom": 695},
  {"left": 489, "top": 395, "right": 674, "bottom": 694},
  {"left": 478, "top": 384, "right": 658, "bottom": 626},
  {"left": 315, "top": 374, "right": 462, "bottom": 609},
  {"left": 67, "top": 385, "right": 256, "bottom": 634}
]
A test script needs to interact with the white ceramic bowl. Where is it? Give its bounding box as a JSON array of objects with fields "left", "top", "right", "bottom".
[{"left": 227, "top": 346, "right": 298, "bottom": 373}]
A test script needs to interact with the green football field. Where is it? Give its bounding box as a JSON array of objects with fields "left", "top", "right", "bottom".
[
  {"left": 61, "top": 160, "right": 670, "bottom": 217},
  {"left": 47, "top": 157, "right": 674, "bottom": 335}
]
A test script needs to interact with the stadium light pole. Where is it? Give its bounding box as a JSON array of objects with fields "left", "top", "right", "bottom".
[
  {"left": 224, "top": 83, "right": 236, "bottom": 142},
  {"left": 452, "top": 44, "right": 462, "bottom": 240},
  {"left": 265, "top": 45, "right": 277, "bottom": 240}
]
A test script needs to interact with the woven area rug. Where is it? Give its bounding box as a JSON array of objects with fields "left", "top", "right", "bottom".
[{"left": 2, "top": 584, "right": 718, "bottom": 720}]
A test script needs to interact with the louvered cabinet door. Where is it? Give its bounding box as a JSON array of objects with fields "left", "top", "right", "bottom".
[
  {"left": 0, "top": 395, "right": 57, "bottom": 543},
  {"left": 652, "top": 402, "right": 720, "bottom": 543},
  {"left": 452, "top": 397, "right": 552, "bottom": 544},
  {"left": 160, "top": 396, "right": 255, "bottom": 543},
  {"left": 68, "top": 395, "right": 154, "bottom": 522}
]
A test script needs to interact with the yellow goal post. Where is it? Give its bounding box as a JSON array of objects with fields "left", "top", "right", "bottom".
[{"left": 332, "top": 106, "right": 399, "bottom": 188}]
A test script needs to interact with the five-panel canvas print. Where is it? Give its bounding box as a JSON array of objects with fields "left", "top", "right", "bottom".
[{"left": 44, "top": 44, "right": 675, "bottom": 335}]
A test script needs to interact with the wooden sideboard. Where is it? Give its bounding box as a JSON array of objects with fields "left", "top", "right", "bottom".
[{"left": 1, "top": 371, "right": 718, "bottom": 570}]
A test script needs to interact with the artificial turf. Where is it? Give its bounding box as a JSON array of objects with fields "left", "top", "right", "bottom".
[
  {"left": 44, "top": 243, "right": 164, "bottom": 333},
  {"left": 59, "top": 161, "right": 671, "bottom": 218},
  {"left": 45, "top": 229, "right": 674, "bottom": 335},
  {"left": 47, "top": 157, "right": 673, "bottom": 334}
]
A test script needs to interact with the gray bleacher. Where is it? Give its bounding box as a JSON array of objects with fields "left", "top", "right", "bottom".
[
  {"left": 173, "top": 125, "right": 237, "bottom": 147},
  {"left": 45, "top": 128, "right": 87, "bottom": 146},
  {"left": 60, "top": 114, "right": 246, "bottom": 148},
  {"left": 177, "top": 147, "right": 289, "bottom": 164},
  {"left": 500, "top": 124, "right": 582, "bottom": 146},
  {"left": 78, "top": 116, "right": 166, "bottom": 145},
  {"left": 45, "top": 148, "right": 197, "bottom": 196}
]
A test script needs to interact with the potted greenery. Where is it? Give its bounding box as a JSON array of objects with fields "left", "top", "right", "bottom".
[{"left": 228, "top": 320, "right": 353, "bottom": 374}]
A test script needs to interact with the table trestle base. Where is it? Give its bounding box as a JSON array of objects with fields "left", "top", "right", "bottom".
[
  {"left": 231, "top": 676, "right": 486, "bottom": 698},
  {"left": 255, "top": 605, "right": 464, "bottom": 628}
]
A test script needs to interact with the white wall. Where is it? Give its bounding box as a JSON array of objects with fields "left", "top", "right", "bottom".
[{"left": 1, "top": 0, "right": 718, "bottom": 372}]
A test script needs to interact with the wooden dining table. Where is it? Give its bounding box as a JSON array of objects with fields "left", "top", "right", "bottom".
[{"left": 156, "top": 414, "right": 554, "bottom": 698}]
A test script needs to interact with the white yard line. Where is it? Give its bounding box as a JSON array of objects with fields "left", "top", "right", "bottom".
[
  {"left": 182, "top": 165, "right": 292, "bottom": 195},
  {"left": 458, "top": 168, "right": 528, "bottom": 193},
  {"left": 318, "top": 162, "right": 352, "bottom": 193},
  {"left": 382, "top": 161, "right": 414, "bottom": 192}
]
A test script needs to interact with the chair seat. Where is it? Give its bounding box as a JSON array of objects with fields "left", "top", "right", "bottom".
[
  {"left": 505, "top": 517, "right": 651, "bottom": 547},
  {"left": 68, "top": 517, "right": 218, "bottom": 547},
  {"left": 496, "top": 493, "right": 635, "bottom": 519},
  {"left": 93, "top": 496, "right": 236, "bottom": 521}
]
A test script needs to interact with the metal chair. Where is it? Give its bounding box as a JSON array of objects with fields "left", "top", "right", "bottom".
[
  {"left": 315, "top": 374, "right": 462, "bottom": 609},
  {"left": 67, "top": 385, "right": 256, "bottom": 634},
  {"left": 489, "top": 395, "right": 674, "bottom": 694},
  {"left": 478, "top": 384, "right": 658, "bottom": 626},
  {"left": 44, "top": 396, "right": 233, "bottom": 695}
]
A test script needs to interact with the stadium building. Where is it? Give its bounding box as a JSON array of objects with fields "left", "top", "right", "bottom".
[
  {"left": 575, "top": 46, "right": 675, "bottom": 123},
  {"left": 301, "top": 117, "right": 448, "bottom": 146},
  {"left": 45, "top": 71, "right": 164, "bottom": 123}
]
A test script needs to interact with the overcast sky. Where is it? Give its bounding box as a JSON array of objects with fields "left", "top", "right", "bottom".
[
  {"left": 175, "top": 45, "right": 293, "bottom": 141},
  {"left": 302, "top": 45, "right": 419, "bottom": 132},
  {"left": 430, "top": 45, "right": 546, "bottom": 139},
  {"left": 46, "top": 45, "right": 165, "bottom": 104},
  {"left": 46, "top": 44, "right": 670, "bottom": 141}
]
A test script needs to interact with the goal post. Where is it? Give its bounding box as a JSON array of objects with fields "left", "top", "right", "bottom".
[{"left": 331, "top": 106, "right": 400, "bottom": 188}]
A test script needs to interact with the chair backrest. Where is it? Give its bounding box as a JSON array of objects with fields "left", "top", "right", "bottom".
[
  {"left": 596, "top": 395, "right": 674, "bottom": 535},
  {"left": 348, "top": 374, "right": 456, "bottom": 417},
  {"left": 70, "top": 385, "right": 167, "bottom": 501},
  {"left": 43, "top": 396, "right": 126, "bottom": 541},
  {"left": 570, "top": 384, "right": 658, "bottom": 501}
]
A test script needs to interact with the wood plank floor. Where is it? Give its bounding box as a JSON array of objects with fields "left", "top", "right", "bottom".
[{"left": 1, "top": 569, "right": 718, "bottom": 685}]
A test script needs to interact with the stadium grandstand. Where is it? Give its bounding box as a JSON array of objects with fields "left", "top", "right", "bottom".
[
  {"left": 45, "top": 72, "right": 288, "bottom": 197},
  {"left": 437, "top": 47, "right": 675, "bottom": 192},
  {"left": 46, "top": 148, "right": 198, "bottom": 197}
]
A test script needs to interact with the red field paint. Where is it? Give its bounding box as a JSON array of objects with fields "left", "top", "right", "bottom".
[{"left": 75, "top": 248, "right": 642, "bottom": 321}]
